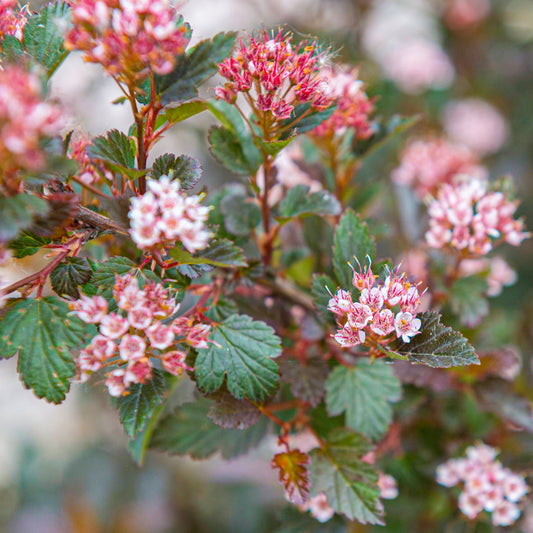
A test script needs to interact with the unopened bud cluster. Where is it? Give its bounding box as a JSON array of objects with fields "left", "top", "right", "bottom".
[
  {"left": 128, "top": 176, "right": 212, "bottom": 253},
  {"left": 328, "top": 260, "right": 424, "bottom": 349},
  {"left": 65, "top": 0, "right": 191, "bottom": 81},
  {"left": 70, "top": 274, "right": 211, "bottom": 396},
  {"left": 437, "top": 443, "right": 529, "bottom": 527}
]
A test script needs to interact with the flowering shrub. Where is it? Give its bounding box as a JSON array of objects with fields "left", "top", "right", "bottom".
[{"left": 0, "top": 1, "right": 531, "bottom": 530}]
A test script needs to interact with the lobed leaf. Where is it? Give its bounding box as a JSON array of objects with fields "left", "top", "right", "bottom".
[
  {"left": 280, "top": 358, "right": 329, "bottom": 407},
  {"left": 277, "top": 185, "right": 341, "bottom": 221},
  {"left": 220, "top": 193, "right": 261, "bottom": 236},
  {"left": 151, "top": 154, "right": 202, "bottom": 189},
  {"left": 88, "top": 129, "right": 136, "bottom": 169},
  {"left": 272, "top": 450, "right": 311, "bottom": 505},
  {"left": 195, "top": 314, "right": 281, "bottom": 401},
  {"left": 390, "top": 311, "right": 480, "bottom": 368},
  {"left": 170, "top": 238, "right": 247, "bottom": 269},
  {"left": 50, "top": 257, "right": 93, "bottom": 299},
  {"left": 9, "top": 232, "right": 51, "bottom": 258},
  {"left": 332, "top": 209, "right": 375, "bottom": 289},
  {"left": 0, "top": 297, "right": 95, "bottom": 403},
  {"left": 325, "top": 360, "right": 401, "bottom": 440},
  {"left": 309, "top": 429, "right": 383, "bottom": 525}
]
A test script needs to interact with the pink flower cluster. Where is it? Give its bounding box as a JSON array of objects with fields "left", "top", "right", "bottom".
[
  {"left": 0, "top": 0, "right": 27, "bottom": 43},
  {"left": 0, "top": 66, "right": 64, "bottom": 194},
  {"left": 311, "top": 66, "right": 374, "bottom": 139},
  {"left": 437, "top": 443, "right": 529, "bottom": 527},
  {"left": 328, "top": 260, "right": 424, "bottom": 348},
  {"left": 70, "top": 274, "right": 211, "bottom": 396},
  {"left": 65, "top": 0, "right": 191, "bottom": 81},
  {"left": 392, "top": 138, "right": 487, "bottom": 198},
  {"left": 425, "top": 177, "right": 529, "bottom": 254},
  {"left": 215, "top": 29, "right": 334, "bottom": 121},
  {"left": 129, "top": 176, "right": 212, "bottom": 253}
]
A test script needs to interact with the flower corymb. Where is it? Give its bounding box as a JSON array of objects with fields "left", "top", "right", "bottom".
[
  {"left": 70, "top": 274, "right": 210, "bottom": 396},
  {"left": 215, "top": 29, "right": 334, "bottom": 122},
  {"left": 328, "top": 259, "right": 424, "bottom": 349},
  {"left": 437, "top": 443, "right": 529, "bottom": 527},
  {"left": 65, "top": 0, "right": 191, "bottom": 81},
  {"left": 128, "top": 176, "right": 212, "bottom": 253}
]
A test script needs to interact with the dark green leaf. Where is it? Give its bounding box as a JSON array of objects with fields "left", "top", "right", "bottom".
[
  {"left": 475, "top": 379, "right": 533, "bottom": 433},
  {"left": 0, "top": 34, "right": 24, "bottom": 63},
  {"left": 280, "top": 358, "right": 329, "bottom": 407},
  {"left": 450, "top": 275, "right": 489, "bottom": 327},
  {"left": 50, "top": 257, "right": 93, "bottom": 299},
  {"left": 207, "top": 391, "right": 262, "bottom": 429},
  {"left": 195, "top": 314, "right": 281, "bottom": 401},
  {"left": 220, "top": 193, "right": 261, "bottom": 236},
  {"left": 88, "top": 129, "right": 135, "bottom": 169},
  {"left": 309, "top": 428, "right": 383, "bottom": 525},
  {"left": 114, "top": 369, "right": 168, "bottom": 439},
  {"left": 0, "top": 194, "right": 49, "bottom": 242},
  {"left": 333, "top": 208, "right": 375, "bottom": 288},
  {"left": 325, "top": 360, "right": 401, "bottom": 440},
  {"left": 9, "top": 232, "right": 51, "bottom": 258},
  {"left": 278, "top": 185, "right": 341, "bottom": 220},
  {"left": 150, "top": 397, "right": 270, "bottom": 459},
  {"left": 92, "top": 256, "right": 136, "bottom": 288},
  {"left": 0, "top": 297, "right": 95, "bottom": 403},
  {"left": 390, "top": 311, "right": 480, "bottom": 368},
  {"left": 22, "top": 2, "right": 70, "bottom": 77}
]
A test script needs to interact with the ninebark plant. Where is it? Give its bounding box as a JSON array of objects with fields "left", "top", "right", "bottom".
[{"left": 0, "top": 1, "right": 530, "bottom": 528}]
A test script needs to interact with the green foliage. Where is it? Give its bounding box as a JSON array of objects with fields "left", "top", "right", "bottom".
[
  {"left": 390, "top": 311, "right": 480, "bottom": 368},
  {"left": 22, "top": 2, "right": 71, "bottom": 77},
  {"left": 9, "top": 232, "right": 51, "bottom": 258},
  {"left": 88, "top": 129, "right": 135, "bottom": 168},
  {"left": 149, "top": 32, "right": 237, "bottom": 106},
  {"left": 0, "top": 297, "right": 95, "bottom": 403},
  {"left": 151, "top": 153, "right": 203, "bottom": 189},
  {"left": 311, "top": 274, "right": 338, "bottom": 321},
  {"left": 333, "top": 208, "right": 376, "bottom": 288},
  {"left": 195, "top": 314, "right": 281, "bottom": 401},
  {"left": 272, "top": 450, "right": 311, "bottom": 505},
  {"left": 114, "top": 369, "right": 169, "bottom": 439},
  {"left": 279, "top": 103, "right": 337, "bottom": 139},
  {"left": 450, "top": 275, "right": 489, "bottom": 327},
  {"left": 220, "top": 192, "right": 261, "bottom": 236},
  {"left": 0, "top": 34, "right": 24, "bottom": 63},
  {"left": 279, "top": 358, "right": 329, "bottom": 407},
  {"left": 325, "top": 360, "right": 401, "bottom": 440},
  {"left": 150, "top": 397, "right": 270, "bottom": 459},
  {"left": 309, "top": 429, "right": 383, "bottom": 525},
  {"left": 92, "top": 256, "right": 136, "bottom": 287},
  {"left": 170, "top": 238, "right": 247, "bottom": 269},
  {"left": 253, "top": 136, "right": 295, "bottom": 157},
  {"left": 0, "top": 194, "right": 49, "bottom": 243},
  {"left": 277, "top": 185, "right": 341, "bottom": 221},
  {"left": 50, "top": 257, "right": 93, "bottom": 299},
  {"left": 163, "top": 100, "right": 206, "bottom": 124},
  {"left": 208, "top": 126, "right": 260, "bottom": 176}
]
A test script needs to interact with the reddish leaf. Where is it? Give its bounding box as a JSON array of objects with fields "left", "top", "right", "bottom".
[{"left": 271, "top": 449, "right": 311, "bottom": 505}]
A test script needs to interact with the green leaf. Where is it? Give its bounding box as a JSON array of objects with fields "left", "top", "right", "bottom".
[
  {"left": 208, "top": 125, "right": 260, "bottom": 176},
  {"left": 309, "top": 429, "right": 383, "bottom": 525},
  {"left": 22, "top": 2, "right": 70, "bottom": 77},
  {"left": 280, "top": 358, "right": 329, "bottom": 407},
  {"left": 450, "top": 275, "right": 489, "bottom": 327},
  {"left": 325, "top": 360, "right": 401, "bottom": 440},
  {"left": 475, "top": 379, "right": 533, "bottom": 433},
  {"left": 151, "top": 153, "right": 203, "bottom": 189},
  {"left": 333, "top": 208, "right": 375, "bottom": 289},
  {"left": 0, "top": 297, "right": 95, "bottom": 403},
  {"left": 92, "top": 256, "right": 136, "bottom": 287},
  {"left": 9, "top": 232, "right": 51, "bottom": 258},
  {"left": 220, "top": 193, "right": 261, "bottom": 236},
  {"left": 207, "top": 391, "right": 262, "bottom": 429},
  {"left": 151, "top": 32, "right": 237, "bottom": 106},
  {"left": 150, "top": 397, "right": 270, "bottom": 459},
  {"left": 279, "top": 103, "right": 337, "bottom": 139},
  {"left": 0, "top": 34, "right": 24, "bottom": 64},
  {"left": 50, "top": 257, "right": 93, "bottom": 299},
  {"left": 169, "top": 238, "right": 247, "bottom": 268},
  {"left": 253, "top": 135, "right": 295, "bottom": 157},
  {"left": 114, "top": 369, "right": 168, "bottom": 439},
  {"left": 277, "top": 185, "right": 341, "bottom": 220},
  {"left": 195, "top": 314, "right": 281, "bottom": 401},
  {"left": 0, "top": 194, "right": 49, "bottom": 242},
  {"left": 88, "top": 129, "right": 135, "bottom": 168},
  {"left": 163, "top": 100, "right": 206, "bottom": 124},
  {"left": 311, "top": 274, "right": 338, "bottom": 321},
  {"left": 390, "top": 311, "right": 480, "bottom": 368}
]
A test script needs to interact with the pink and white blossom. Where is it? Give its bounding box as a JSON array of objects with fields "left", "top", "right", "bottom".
[{"left": 394, "top": 312, "right": 421, "bottom": 343}]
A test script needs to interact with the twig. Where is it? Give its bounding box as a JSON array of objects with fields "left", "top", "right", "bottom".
[
  {"left": 257, "top": 276, "right": 315, "bottom": 311},
  {"left": 76, "top": 206, "right": 130, "bottom": 237}
]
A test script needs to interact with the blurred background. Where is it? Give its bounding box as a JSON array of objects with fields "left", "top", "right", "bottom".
[{"left": 2, "top": 0, "right": 533, "bottom": 531}]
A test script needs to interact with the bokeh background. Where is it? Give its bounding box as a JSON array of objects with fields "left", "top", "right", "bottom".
[{"left": 2, "top": 0, "right": 533, "bottom": 531}]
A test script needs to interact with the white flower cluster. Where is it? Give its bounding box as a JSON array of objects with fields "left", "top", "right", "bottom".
[{"left": 129, "top": 176, "right": 212, "bottom": 253}]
